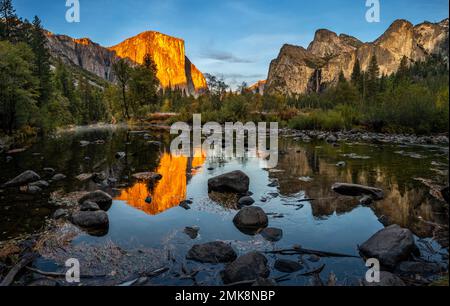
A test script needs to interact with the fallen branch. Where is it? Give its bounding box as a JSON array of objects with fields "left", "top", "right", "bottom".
[
  {"left": 265, "top": 247, "right": 359, "bottom": 258},
  {"left": 224, "top": 274, "right": 292, "bottom": 287},
  {"left": 0, "top": 253, "right": 36, "bottom": 286},
  {"left": 298, "top": 264, "right": 325, "bottom": 276},
  {"left": 117, "top": 267, "right": 169, "bottom": 286},
  {"left": 144, "top": 267, "right": 169, "bottom": 278}
]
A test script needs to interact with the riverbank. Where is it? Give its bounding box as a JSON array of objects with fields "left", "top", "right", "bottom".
[{"left": 282, "top": 128, "right": 449, "bottom": 146}]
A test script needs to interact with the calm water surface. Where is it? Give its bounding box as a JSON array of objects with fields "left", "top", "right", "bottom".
[{"left": 1, "top": 126, "right": 448, "bottom": 285}]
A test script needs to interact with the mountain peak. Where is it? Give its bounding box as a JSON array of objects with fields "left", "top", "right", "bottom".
[
  {"left": 308, "top": 28, "right": 359, "bottom": 57},
  {"left": 266, "top": 18, "right": 447, "bottom": 96},
  {"left": 111, "top": 30, "right": 185, "bottom": 47}
]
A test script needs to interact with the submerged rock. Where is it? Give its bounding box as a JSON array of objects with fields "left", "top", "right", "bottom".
[
  {"left": 29, "top": 180, "right": 49, "bottom": 189},
  {"left": 238, "top": 196, "right": 255, "bottom": 207},
  {"left": 179, "top": 200, "right": 192, "bottom": 210},
  {"left": 394, "top": 261, "right": 442, "bottom": 277},
  {"left": 274, "top": 259, "right": 303, "bottom": 273},
  {"left": 233, "top": 206, "right": 269, "bottom": 235},
  {"left": 363, "top": 271, "right": 405, "bottom": 286},
  {"left": 359, "top": 225, "right": 417, "bottom": 269},
  {"left": 186, "top": 241, "right": 237, "bottom": 263},
  {"left": 2, "top": 170, "right": 41, "bottom": 188},
  {"left": 23, "top": 185, "right": 42, "bottom": 195},
  {"left": 53, "top": 209, "right": 69, "bottom": 220},
  {"left": 80, "top": 201, "right": 100, "bottom": 212},
  {"left": 332, "top": 183, "right": 384, "bottom": 200},
  {"left": 78, "top": 190, "right": 113, "bottom": 211},
  {"left": 260, "top": 227, "right": 283, "bottom": 242},
  {"left": 132, "top": 172, "right": 163, "bottom": 181},
  {"left": 52, "top": 174, "right": 67, "bottom": 181},
  {"left": 326, "top": 135, "right": 337, "bottom": 143},
  {"left": 184, "top": 226, "right": 200, "bottom": 239},
  {"left": 208, "top": 171, "right": 250, "bottom": 194},
  {"left": 222, "top": 252, "right": 270, "bottom": 284},
  {"left": 71, "top": 211, "right": 109, "bottom": 229}
]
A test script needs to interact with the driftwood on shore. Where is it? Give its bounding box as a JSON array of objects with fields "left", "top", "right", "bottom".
[
  {"left": 117, "top": 267, "right": 169, "bottom": 286},
  {"left": 0, "top": 253, "right": 36, "bottom": 286},
  {"left": 264, "top": 247, "right": 359, "bottom": 258}
]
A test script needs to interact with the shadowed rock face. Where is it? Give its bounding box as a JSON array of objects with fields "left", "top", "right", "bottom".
[
  {"left": 45, "top": 31, "right": 207, "bottom": 95},
  {"left": 266, "top": 18, "right": 449, "bottom": 96},
  {"left": 46, "top": 34, "right": 117, "bottom": 82}
]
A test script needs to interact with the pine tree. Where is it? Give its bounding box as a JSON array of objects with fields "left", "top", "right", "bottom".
[
  {"left": 112, "top": 59, "right": 132, "bottom": 119},
  {"left": 129, "top": 54, "right": 160, "bottom": 113},
  {"left": 54, "top": 60, "right": 80, "bottom": 119},
  {"left": 398, "top": 56, "right": 409, "bottom": 76},
  {"left": 379, "top": 73, "right": 387, "bottom": 92},
  {"left": 351, "top": 59, "right": 361, "bottom": 84},
  {"left": 0, "top": 41, "right": 39, "bottom": 133},
  {"left": 30, "top": 15, "right": 52, "bottom": 106},
  {"left": 0, "top": 0, "right": 19, "bottom": 41},
  {"left": 351, "top": 58, "right": 364, "bottom": 95},
  {"left": 394, "top": 56, "right": 410, "bottom": 86},
  {"left": 366, "top": 55, "right": 380, "bottom": 98},
  {"left": 338, "top": 71, "right": 347, "bottom": 84}
]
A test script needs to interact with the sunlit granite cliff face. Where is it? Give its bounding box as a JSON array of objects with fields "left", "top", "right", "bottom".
[
  {"left": 265, "top": 18, "right": 449, "bottom": 96},
  {"left": 45, "top": 31, "right": 207, "bottom": 94},
  {"left": 109, "top": 31, "right": 207, "bottom": 92},
  {"left": 249, "top": 80, "right": 266, "bottom": 94}
]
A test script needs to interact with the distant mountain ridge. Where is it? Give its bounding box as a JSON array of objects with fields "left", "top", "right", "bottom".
[
  {"left": 45, "top": 30, "right": 207, "bottom": 95},
  {"left": 265, "top": 18, "right": 449, "bottom": 96}
]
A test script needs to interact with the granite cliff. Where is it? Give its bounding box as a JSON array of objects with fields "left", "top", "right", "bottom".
[
  {"left": 265, "top": 19, "right": 449, "bottom": 96},
  {"left": 45, "top": 31, "right": 207, "bottom": 95}
]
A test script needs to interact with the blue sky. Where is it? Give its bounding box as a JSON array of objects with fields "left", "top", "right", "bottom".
[{"left": 14, "top": 0, "right": 449, "bottom": 87}]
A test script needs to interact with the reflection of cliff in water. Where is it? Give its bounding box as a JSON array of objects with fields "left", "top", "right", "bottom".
[
  {"left": 116, "top": 151, "right": 206, "bottom": 215},
  {"left": 272, "top": 143, "right": 448, "bottom": 239}
]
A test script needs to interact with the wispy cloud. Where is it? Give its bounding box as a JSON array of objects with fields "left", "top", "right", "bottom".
[
  {"left": 200, "top": 50, "right": 255, "bottom": 63},
  {"left": 211, "top": 73, "right": 266, "bottom": 79}
]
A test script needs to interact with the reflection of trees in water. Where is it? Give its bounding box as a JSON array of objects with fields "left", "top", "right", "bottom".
[{"left": 271, "top": 140, "right": 448, "bottom": 239}]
